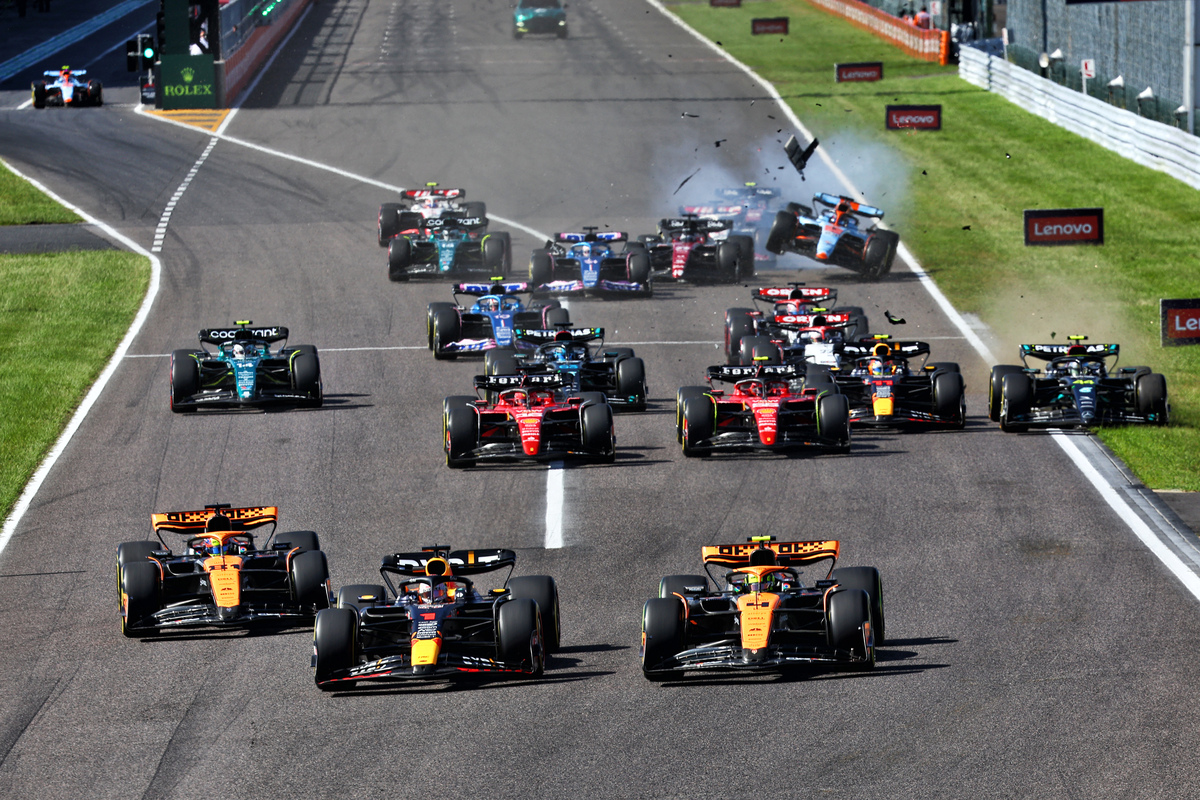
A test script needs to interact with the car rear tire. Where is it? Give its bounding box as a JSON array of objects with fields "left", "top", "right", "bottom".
[
  {"left": 483, "top": 235, "right": 506, "bottom": 272},
  {"left": 724, "top": 308, "right": 756, "bottom": 364},
  {"left": 765, "top": 210, "right": 797, "bottom": 254},
  {"left": 170, "top": 350, "right": 199, "bottom": 413},
  {"left": 484, "top": 349, "right": 518, "bottom": 376},
  {"left": 933, "top": 370, "right": 966, "bottom": 428},
  {"left": 530, "top": 249, "right": 553, "bottom": 286},
  {"left": 716, "top": 240, "right": 740, "bottom": 282},
  {"left": 336, "top": 583, "right": 387, "bottom": 611},
  {"left": 544, "top": 306, "right": 570, "bottom": 328},
  {"left": 733, "top": 234, "right": 755, "bottom": 279},
  {"left": 739, "top": 335, "right": 778, "bottom": 366},
  {"left": 826, "top": 588, "right": 873, "bottom": 667},
  {"left": 1136, "top": 373, "right": 1169, "bottom": 425},
  {"left": 88, "top": 80, "right": 103, "bottom": 105},
  {"left": 507, "top": 576, "right": 561, "bottom": 652},
  {"left": 615, "top": 357, "right": 647, "bottom": 410},
  {"left": 464, "top": 201, "right": 487, "bottom": 218},
  {"left": 445, "top": 405, "right": 478, "bottom": 467},
  {"left": 999, "top": 372, "right": 1033, "bottom": 432},
  {"left": 581, "top": 402, "right": 615, "bottom": 462},
  {"left": 387, "top": 237, "right": 412, "bottom": 281},
  {"left": 378, "top": 203, "right": 402, "bottom": 246},
  {"left": 431, "top": 306, "right": 461, "bottom": 360},
  {"left": 628, "top": 250, "right": 651, "bottom": 286},
  {"left": 641, "top": 597, "right": 684, "bottom": 679},
  {"left": 862, "top": 230, "right": 899, "bottom": 280},
  {"left": 292, "top": 352, "right": 323, "bottom": 407},
  {"left": 290, "top": 550, "right": 330, "bottom": 612},
  {"left": 32, "top": 81, "right": 47, "bottom": 108},
  {"left": 427, "top": 302, "right": 456, "bottom": 350},
  {"left": 498, "top": 598, "right": 544, "bottom": 675},
  {"left": 817, "top": 393, "right": 852, "bottom": 453},
  {"left": 121, "top": 560, "right": 160, "bottom": 637},
  {"left": 831, "top": 566, "right": 885, "bottom": 644},
  {"left": 314, "top": 607, "right": 358, "bottom": 690},
  {"left": 989, "top": 365, "right": 1025, "bottom": 422},
  {"left": 681, "top": 394, "right": 714, "bottom": 457},
  {"left": 676, "top": 386, "right": 707, "bottom": 442}
]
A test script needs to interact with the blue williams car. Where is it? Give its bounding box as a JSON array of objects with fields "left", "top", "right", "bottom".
[
  {"left": 513, "top": 0, "right": 567, "bottom": 39},
  {"left": 529, "top": 227, "right": 652, "bottom": 297},
  {"left": 387, "top": 215, "right": 512, "bottom": 281},
  {"left": 765, "top": 192, "right": 899, "bottom": 280},
  {"left": 169, "top": 322, "right": 323, "bottom": 412},
  {"left": 427, "top": 282, "right": 570, "bottom": 360},
  {"left": 32, "top": 65, "right": 103, "bottom": 108}
]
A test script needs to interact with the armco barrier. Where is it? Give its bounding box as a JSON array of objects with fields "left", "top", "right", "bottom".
[
  {"left": 804, "top": 0, "right": 948, "bottom": 65},
  {"left": 959, "top": 46, "right": 1200, "bottom": 191},
  {"left": 220, "top": 0, "right": 311, "bottom": 106}
]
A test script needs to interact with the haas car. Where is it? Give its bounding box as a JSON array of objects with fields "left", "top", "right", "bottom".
[
  {"left": 675, "top": 362, "right": 851, "bottom": 457},
  {"left": 641, "top": 215, "right": 755, "bottom": 283},
  {"left": 681, "top": 183, "right": 782, "bottom": 268},
  {"left": 313, "top": 545, "right": 560, "bottom": 689},
  {"left": 385, "top": 215, "right": 511, "bottom": 281},
  {"left": 529, "top": 227, "right": 652, "bottom": 296},
  {"left": 377, "top": 184, "right": 487, "bottom": 245},
  {"left": 117, "top": 504, "right": 332, "bottom": 637},
  {"left": 725, "top": 285, "right": 871, "bottom": 366},
  {"left": 32, "top": 65, "right": 102, "bottom": 108},
  {"left": 830, "top": 336, "right": 966, "bottom": 428},
  {"left": 487, "top": 326, "right": 647, "bottom": 410},
  {"left": 169, "top": 321, "right": 323, "bottom": 411},
  {"left": 641, "top": 536, "right": 882, "bottom": 679},
  {"left": 765, "top": 193, "right": 899, "bottom": 280},
  {"left": 443, "top": 371, "right": 615, "bottom": 466},
  {"left": 426, "top": 281, "right": 569, "bottom": 359},
  {"left": 989, "top": 336, "right": 1169, "bottom": 431}
]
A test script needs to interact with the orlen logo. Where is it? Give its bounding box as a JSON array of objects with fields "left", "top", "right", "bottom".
[
  {"left": 836, "top": 62, "right": 883, "bottom": 82},
  {"left": 1024, "top": 208, "right": 1104, "bottom": 246},
  {"left": 885, "top": 105, "right": 942, "bottom": 130}
]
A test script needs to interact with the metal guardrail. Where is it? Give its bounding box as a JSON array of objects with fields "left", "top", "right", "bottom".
[{"left": 960, "top": 46, "right": 1200, "bottom": 190}]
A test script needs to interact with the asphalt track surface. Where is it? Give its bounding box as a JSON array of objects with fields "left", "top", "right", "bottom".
[{"left": 2, "top": 1, "right": 1200, "bottom": 797}]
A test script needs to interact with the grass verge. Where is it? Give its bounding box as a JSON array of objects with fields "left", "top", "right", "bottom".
[
  {"left": 670, "top": 0, "right": 1199, "bottom": 490},
  {"left": 0, "top": 160, "right": 82, "bottom": 225}
]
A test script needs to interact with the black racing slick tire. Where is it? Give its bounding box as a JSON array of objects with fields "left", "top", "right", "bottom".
[
  {"left": 544, "top": 306, "right": 570, "bottom": 328},
  {"left": 314, "top": 607, "right": 358, "bottom": 690},
  {"left": 290, "top": 550, "right": 331, "bottom": 612},
  {"left": 530, "top": 249, "right": 553, "bottom": 286},
  {"left": 724, "top": 308, "right": 756, "bottom": 364},
  {"left": 681, "top": 394, "right": 714, "bottom": 457},
  {"left": 933, "top": 370, "right": 966, "bottom": 429},
  {"left": 121, "top": 560, "right": 160, "bottom": 637},
  {"left": 628, "top": 250, "right": 652, "bottom": 287},
  {"left": 336, "top": 584, "right": 387, "bottom": 611},
  {"left": 170, "top": 350, "right": 199, "bottom": 413},
  {"left": 659, "top": 575, "right": 708, "bottom": 599},
  {"left": 826, "top": 589, "right": 874, "bottom": 668},
  {"left": 484, "top": 349, "right": 519, "bottom": 377},
  {"left": 431, "top": 306, "right": 461, "bottom": 360},
  {"left": 1136, "top": 373, "right": 1169, "bottom": 425},
  {"left": 483, "top": 235, "right": 506, "bottom": 273},
  {"left": 507, "top": 576, "right": 561, "bottom": 652},
  {"left": 641, "top": 598, "right": 684, "bottom": 680},
  {"left": 88, "top": 80, "right": 103, "bottom": 106},
  {"left": 293, "top": 352, "right": 323, "bottom": 407},
  {"left": 817, "top": 393, "right": 852, "bottom": 453},
  {"left": 498, "top": 598, "right": 544, "bottom": 675},
  {"left": 581, "top": 401, "right": 616, "bottom": 462},
  {"left": 716, "top": 240, "right": 740, "bottom": 282},
  {"left": 732, "top": 234, "right": 755, "bottom": 279},
  {"left": 739, "top": 335, "right": 778, "bottom": 366},
  {"left": 427, "top": 302, "right": 456, "bottom": 350},
  {"left": 32, "top": 81, "right": 47, "bottom": 109},
  {"left": 387, "top": 237, "right": 412, "bottom": 282},
  {"left": 765, "top": 210, "right": 798, "bottom": 255},
  {"left": 277, "top": 530, "right": 320, "bottom": 552},
  {"left": 378, "top": 203, "right": 402, "bottom": 246},
  {"left": 831, "top": 566, "right": 885, "bottom": 644},
  {"left": 862, "top": 230, "right": 899, "bottom": 281},
  {"left": 615, "top": 357, "right": 647, "bottom": 410},
  {"left": 444, "top": 405, "right": 478, "bottom": 467},
  {"left": 929, "top": 362, "right": 961, "bottom": 374},
  {"left": 989, "top": 365, "right": 1025, "bottom": 422},
  {"left": 999, "top": 372, "right": 1033, "bottom": 432},
  {"left": 676, "top": 386, "right": 707, "bottom": 443},
  {"left": 117, "top": 540, "right": 159, "bottom": 568}
]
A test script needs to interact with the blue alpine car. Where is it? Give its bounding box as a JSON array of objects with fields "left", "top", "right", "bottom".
[{"left": 427, "top": 282, "right": 570, "bottom": 359}]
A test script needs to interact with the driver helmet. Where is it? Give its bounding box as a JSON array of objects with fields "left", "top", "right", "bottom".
[
  {"left": 477, "top": 297, "right": 500, "bottom": 312},
  {"left": 740, "top": 380, "right": 764, "bottom": 398},
  {"left": 416, "top": 582, "right": 433, "bottom": 604},
  {"left": 803, "top": 329, "right": 824, "bottom": 342},
  {"left": 59, "top": 65, "right": 72, "bottom": 80},
  {"left": 233, "top": 343, "right": 247, "bottom": 359},
  {"left": 868, "top": 357, "right": 885, "bottom": 376},
  {"left": 778, "top": 301, "right": 802, "bottom": 314},
  {"left": 758, "top": 572, "right": 781, "bottom": 592}
]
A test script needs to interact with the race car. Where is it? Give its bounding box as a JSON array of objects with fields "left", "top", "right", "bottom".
[
  {"left": 528, "top": 228, "right": 652, "bottom": 296},
  {"left": 31, "top": 65, "right": 102, "bottom": 108},
  {"left": 513, "top": 0, "right": 567, "bottom": 38},
  {"left": 675, "top": 362, "right": 851, "bottom": 456},
  {"left": 830, "top": 336, "right": 965, "bottom": 428},
  {"left": 640, "top": 536, "right": 882, "bottom": 679},
  {"left": 765, "top": 192, "right": 900, "bottom": 280},
  {"left": 443, "top": 371, "right": 616, "bottom": 466},
  {"left": 116, "top": 503, "right": 332, "bottom": 637},
  {"left": 386, "top": 215, "right": 512, "bottom": 281},
  {"left": 487, "top": 326, "right": 647, "bottom": 410},
  {"left": 989, "top": 336, "right": 1168, "bottom": 431},
  {"left": 426, "top": 281, "right": 569, "bottom": 359},
  {"left": 640, "top": 215, "right": 755, "bottom": 283},
  {"left": 169, "top": 321, "right": 323, "bottom": 412},
  {"left": 377, "top": 184, "right": 487, "bottom": 246},
  {"left": 724, "top": 285, "right": 871, "bottom": 366},
  {"left": 681, "top": 183, "right": 782, "bottom": 268},
  {"left": 313, "top": 545, "right": 560, "bottom": 689}
]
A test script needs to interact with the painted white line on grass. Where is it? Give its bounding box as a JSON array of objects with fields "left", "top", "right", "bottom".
[{"left": 0, "top": 159, "right": 160, "bottom": 560}]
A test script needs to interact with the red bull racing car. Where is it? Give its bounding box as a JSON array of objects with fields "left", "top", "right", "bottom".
[{"left": 830, "top": 336, "right": 966, "bottom": 428}]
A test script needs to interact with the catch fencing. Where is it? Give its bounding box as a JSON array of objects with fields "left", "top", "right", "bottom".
[
  {"left": 959, "top": 45, "right": 1200, "bottom": 190},
  {"left": 804, "top": 0, "right": 950, "bottom": 64}
]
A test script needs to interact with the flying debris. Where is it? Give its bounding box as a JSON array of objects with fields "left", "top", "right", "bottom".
[
  {"left": 884, "top": 310, "right": 906, "bottom": 325},
  {"left": 783, "top": 134, "right": 819, "bottom": 177},
  {"left": 673, "top": 168, "right": 700, "bottom": 195},
  {"left": 681, "top": 112, "right": 698, "bottom": 118}
]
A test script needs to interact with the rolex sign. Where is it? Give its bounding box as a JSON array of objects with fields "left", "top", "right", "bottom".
[{"left": 160, "top": 54, "right": 217, "bottom": 110}]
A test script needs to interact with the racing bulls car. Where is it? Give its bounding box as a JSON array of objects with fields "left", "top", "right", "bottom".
[
  {"left": 487, "top": 327, "right": 647, "bottom": 410},
  {"left": 377, "top": 184, "right": 487, "bottom": 246},
  {"left": 117, "top": 504, "right": 332, "bottom": 637},
  {"left": 31, "top": 65, "right": 102, "bottom": 108},
  {"left": 641, "top": 215, "right": 755, "bottom": 283},
  {"left": 989, "top": 336, "right": 1169, "bottom": 431},
  {"left": 386, "top": 215, "right": 512, "bottom": 281},
  {"left": 640, "top": 536, "right": 882, "bottom": 678},
  {"left": 427, "top": 281, "right": 569, "bottom": 359},
  {"left": 443, "top": 372, "right": 616, "bottom": 466},
  {"left": 675, "top": 362, "right": 851, "bottom": 456},
  {"left": 725, "top": 285, "right": 871, "bottom": 366},
  {"left": 681, "top": 183, "right": 782, "bottom": 268},
  {"left": 169, "top": 321, "right": 323, "bottom": 411},
  {"left": 313, "top": 545, "right": 559, "bottom": 689},
  {"left": 830, "top": 337, "right": 965, "bottom": 428},
  {"left": 765, "top": 193, "right": 899, "bottom": 280},
  {"left": 529, "top": 228, "right": 652, "bottom": 296}
]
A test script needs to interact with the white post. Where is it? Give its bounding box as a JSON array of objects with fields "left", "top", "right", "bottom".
[{"left": 1188, "top": 0, "right": 1197, "bottom": 134}]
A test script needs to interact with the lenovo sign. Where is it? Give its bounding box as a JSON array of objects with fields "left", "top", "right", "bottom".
[
  {"left": 836, "top": 62, "right": 883, "bottom": 82},
  {"left": 1023, "top": 208, "right": 1104, "bottom": 246},
  {"left": 751, "top": 17, "right": 789, "bottom": 34},
  {"left": 885, "top": 105, "right": 941, "bottom": 130},
  {"left": 1161, "top": 299, "right": 1200, "bottom": 346}
]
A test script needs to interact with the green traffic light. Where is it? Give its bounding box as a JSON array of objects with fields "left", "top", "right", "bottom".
[{"left": 142, "top": 47, "right": 155, "bottom": 59}]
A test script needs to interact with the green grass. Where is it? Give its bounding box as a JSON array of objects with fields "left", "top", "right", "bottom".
[
  {"left": 672, "top": 0, "right": 1200, "bottom": 490},
  {"left": 0, "top": 160, "right": 81, "bottom": 225}
]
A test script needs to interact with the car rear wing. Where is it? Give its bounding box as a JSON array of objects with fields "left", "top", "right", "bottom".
[
  {"left": 754, "top": 286, "right": 837, "bottom": 304},
  {"left": 555, "top": 231, "right": 627, "bottom": 243},
  {"left": 199, "top": 326, "right": 288, "bottom": 345},
  {"left": 514, "top": 327, "right": 603, "bottom": 345},
  {"left": 401, "top": 188, "right": 464, "bottom": 200},
  {"left": 813, "top": 192, "right": 884, "bottom": 219},
  {"left": 44, "top": 69, "right": 86, "bottom": 76},
  {"left": 773, "top": 312, "right": 852, "bottom": 327},
  {"left": 151, "top": 504, "right": 279, "bottom": 534},
  {"left": 841, "top": 339, "right": 931, "bottom": 359},
  {"left": 706, "top": 363, "right": 801, "bottom": 383},
  {"left": 473, "top": 372, "right": 569, "bottom": 391},
  {"left": 659, "top": 217, "right": 732, "bottom": 233},
  {"left": 702, "top": 540, "right": 840, "bottom": 568},
  {"left": 1019, "top": 342, "right": 1119, "bottom": 361},
  {"left": 679, "top": 205, "right": 743, "bottom": 216},
  {"left": 715, "top": 186, "right": 780, "bottom": 200},
  {"left": 454, "top": 281, "right": 530, "bottom": 296},
  {"left": 382, "top": 547, "right": 516, "bottom": 577},
  {"left": 423, "top": 215, "right": 486, "bottom": 230}
]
